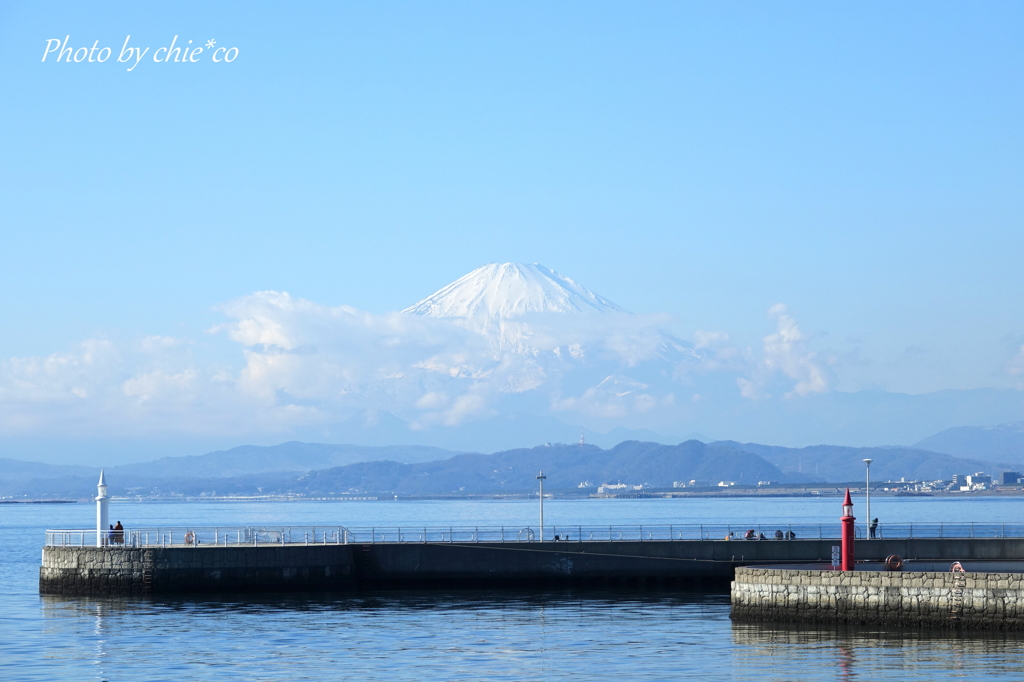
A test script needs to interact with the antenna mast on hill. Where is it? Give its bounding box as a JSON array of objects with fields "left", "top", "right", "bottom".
[{"left": 579, "top": 428, "right": 585, "bottom": 446}]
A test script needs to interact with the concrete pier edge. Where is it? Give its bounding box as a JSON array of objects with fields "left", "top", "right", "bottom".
[
  {"left": 731, "top": 564, "right": 1024, "bottom": 630},
  {"left": 40, "top": 537, "right": 1024, "bottom": 597}
]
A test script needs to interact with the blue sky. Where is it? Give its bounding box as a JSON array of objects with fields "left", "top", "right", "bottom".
[{"left": 1, "top": 3, "right": 1023, "bottom": 461}]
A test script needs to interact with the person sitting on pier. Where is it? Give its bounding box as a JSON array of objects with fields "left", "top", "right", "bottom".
[
  {"left": 774, "top": 530, "right": 784, "bottom": 540},
  {"left": 784, "top": 530, "right": 796, "bottom": 540},
  {"left": 113, "top": 521, "right": 124, "bottom": 545},
  {"left": 744, "top": 529, "right": 756, "bottom": 540}
]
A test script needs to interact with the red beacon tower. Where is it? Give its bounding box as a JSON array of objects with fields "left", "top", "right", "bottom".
[{"left": 841, "top": 487, "right": 856, "bottom": 571}]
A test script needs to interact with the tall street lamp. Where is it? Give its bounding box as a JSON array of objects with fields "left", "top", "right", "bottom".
[
  {"left": 863, "top": 458, "right": 873, "bottom": 538},
  {"left": 537, "top": 471, "right": 547, "bottom": 541}
]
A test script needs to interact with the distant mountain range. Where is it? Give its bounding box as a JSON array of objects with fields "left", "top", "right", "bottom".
[
  {"left": 112, "top": 442, "right": 457, "bottom": 478},
  {"left": 914, "top": 422, "right": 1024, "bottom": 467},
  {"left": 0, "top": 442, "right": 457, "bottom": 499},
  {"left": 713, "top": 442, "right": 998, "bottom": 483},
  {"left": 0, "top": 430, "right": 1011, "bottom": 499},
  {"left": 291, "top": 441, "right": 788, "bottom": 496},
  {"left": 0, "top": 441, "right": 786, "bottom": 499}
]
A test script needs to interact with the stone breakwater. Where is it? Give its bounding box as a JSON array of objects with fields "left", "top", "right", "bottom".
[
  {"left": 40, "top": 540, "right": 735, "bottom": 595},
  {"left": 40, "top": 545, "right": 356, "bottom": 595},
  {"left": 41, "top": 538, "right": 1024, "bottom": 597},
  {"left": 731, "top": 565, "right": 1024, "bottom": 630}
]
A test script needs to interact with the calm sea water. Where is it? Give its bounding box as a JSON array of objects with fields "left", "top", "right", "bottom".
[{"left": 4, "top": 496, "right": 1024, "bottom": 681}]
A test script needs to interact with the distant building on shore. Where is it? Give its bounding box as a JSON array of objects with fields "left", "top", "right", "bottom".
[{"left": 597, "top": 483, "right": 644, "bottom": 494}]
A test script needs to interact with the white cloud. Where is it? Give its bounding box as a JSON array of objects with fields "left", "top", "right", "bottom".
[
  {"left": 736, "top": 377, "right": 769, "bottom": 400},
  {"left": 0, "top": 291, "right": 841, "bottom": 441},
  {"left": 738, "top": 304, "right": 829, "bottom": 400},
  {"left": 764, "top": 304, "right": 829, "bottom": 396},
  {"left": 215, "top": 292, "right": 693, "bottom": 426},
  {"left": 1, "top": 287, "right": 712, "bottom": 441},
  {"left": 1008, "top": 345, "right": 1024, "bottom": 377},
  {"left": 550, "top": 374, "right": 658, "bottom": 419},
  {"left": 0, "top": 334, "right": 266, "bottom": 437},
  {"left": 416, "top": 391, "right": 451, "bottom": 410},
  {"left": 141, "top": 335, "right": 185, "bottom": 352},
  {"left": 694, "top": 330, "right": 729, "bottom": 349},
  {"left": 443, "top": 390, "right": 495, "bottom": 425},
  {"left": 122, "top": 370, "right": 198, "bottom": 404},
  {"left": 680, "top": 330, "right": 745, "bottom": 376},
  {"left": 0, "top": 340, "right": 119, "bottom": 405},
  {"left": 633, "top": 393, "right": 658, "bottom": 412}
]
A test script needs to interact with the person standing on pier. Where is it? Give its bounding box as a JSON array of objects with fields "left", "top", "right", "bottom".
[{"left": 869, "top": 517, "right": 879, "bottom": 539}]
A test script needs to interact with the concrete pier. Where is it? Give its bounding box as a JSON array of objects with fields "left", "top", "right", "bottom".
[
  {"left": 40, "top": 537, "right": 1024, "bottom": 596},
  {"left": 40, "top": 545, "right": 357, "bottom": 595},
  {"left": 731, "top": 563, "right": 1024, "bottom": 630}
]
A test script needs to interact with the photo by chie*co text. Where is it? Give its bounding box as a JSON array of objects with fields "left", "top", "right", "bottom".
[{"left": 41, "top": 35, "right": 239, "bottom": 71}]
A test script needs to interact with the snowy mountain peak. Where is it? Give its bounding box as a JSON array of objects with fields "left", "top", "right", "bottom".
[{"left": 402, "top": 263, "right": 627, "bottom": 320}]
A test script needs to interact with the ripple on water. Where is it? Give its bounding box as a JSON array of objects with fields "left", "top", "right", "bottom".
[{"left": 14, "top": 592, "right": 1022, "bottom": 681}]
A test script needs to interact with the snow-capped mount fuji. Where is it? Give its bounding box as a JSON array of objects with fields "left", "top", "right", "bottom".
[
  {"left": 400, "top": 262, "right": 645, "bottom": 359},
  {"left": 392, "top": 263, "right": 696, "bottom": 409},
  {"left": 402, "top": 263, "right": 627, "bottom": 321}
]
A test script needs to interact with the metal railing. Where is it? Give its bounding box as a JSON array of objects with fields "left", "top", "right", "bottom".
[
  {"left": 43, "top": 522, "right": 1024, "bottom": 547},
  {"left": 44, "top": 526, "right": 351, "bottom": 548}
]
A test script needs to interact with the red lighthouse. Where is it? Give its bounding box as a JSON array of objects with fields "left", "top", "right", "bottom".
[{"left": 841, "top": 487, "right": 855, "bottom": 571}]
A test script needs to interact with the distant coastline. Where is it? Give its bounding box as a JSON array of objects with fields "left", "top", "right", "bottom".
[{"left": 9, "top": 488, "right": 1024, "bottom": 504}]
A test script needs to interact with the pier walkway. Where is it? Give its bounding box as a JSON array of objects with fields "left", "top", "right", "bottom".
[{"left": 40, "top": 522, "right": 1024, "bottom": 596}]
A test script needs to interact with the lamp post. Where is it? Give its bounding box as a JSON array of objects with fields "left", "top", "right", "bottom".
[
  {"left": 536, "top": 471, "right": 547, "bottom": 541},
  {"left": 96, "top": 469, "right": 109, "bottom": 548},
  {"left": 863, "top": 458, "right": 873, "bottom": 538}
]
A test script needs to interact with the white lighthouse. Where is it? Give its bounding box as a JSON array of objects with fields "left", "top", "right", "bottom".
[{"left": 96, "top": 469, "right": 109, "bottom": 547}]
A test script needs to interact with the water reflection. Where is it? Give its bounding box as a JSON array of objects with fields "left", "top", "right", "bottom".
[
  {"left": 41, "top": 587, "right": 730, "bottom": 616},
  {"left": 837, "top": 644, "right": 856, "bottom": 682},
  {"left": 731, "top": 620, "right": 1024, "bottom": 680},
  {"left": 90, "top": 600, "right": 110, "bottom": 680},
  {"left": 38, "top": 591, "right": 726, "bottom": 680},
  {"left": 28, "top": 591, "right": 1024, "bottom": 681}
]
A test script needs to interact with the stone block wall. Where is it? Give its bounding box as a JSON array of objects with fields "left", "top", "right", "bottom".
[
  {"left": 732, "top": 566, "right": 1024, "bottom": 630},
  {"left": 41, "top": 546, "right": 153, "bottom": 595},
  {"left": 40, "top": 545, "right": 356, "bottom": 596}
]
